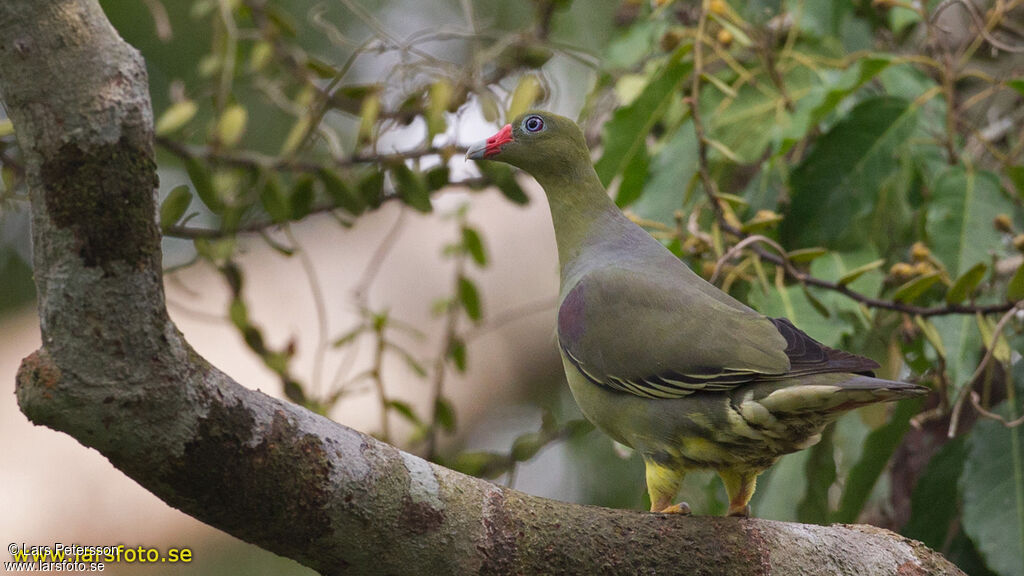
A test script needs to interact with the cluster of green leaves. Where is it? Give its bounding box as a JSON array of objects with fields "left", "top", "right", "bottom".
[
  {"left": 591, "top": 1, "right": 1023, "bottom": 574},
  {"left": 121, "top": 0, "right": 549, "bottom": 423},
  {"left": 143, "top": 0, "right": 542, "bottom": 239},
  {"left": 448, "top": 410, "right": 594, "bottom": 481}
]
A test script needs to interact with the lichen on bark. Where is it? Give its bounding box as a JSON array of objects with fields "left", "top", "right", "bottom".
[{"left": 40, "top": 135, "right": 159, "bottom": 272}]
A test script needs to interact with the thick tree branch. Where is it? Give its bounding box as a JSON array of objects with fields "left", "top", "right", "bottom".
[{"left": 0, "top": 1, "right": 964, "bottom": 575}]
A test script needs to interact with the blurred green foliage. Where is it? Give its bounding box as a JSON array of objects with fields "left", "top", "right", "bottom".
[{"left": 1, "top": 0, "right": 1023, "bottom": 574}]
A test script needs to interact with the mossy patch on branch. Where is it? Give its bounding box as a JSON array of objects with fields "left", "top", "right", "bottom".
[
  {"left": 164, "top": 401, "right": 334, "bottom": 561},
  {"left": 40, "top": 136, "right": 160, "bottom": 272}
]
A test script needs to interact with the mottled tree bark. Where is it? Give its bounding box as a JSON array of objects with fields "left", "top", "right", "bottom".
[{"left": 0, "top": 1, "right": 964, "bottom": 575}]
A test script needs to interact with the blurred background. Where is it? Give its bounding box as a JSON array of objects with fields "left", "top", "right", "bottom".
[{"left": 2, "top": 0, "right": 1023, "bottom": 574}]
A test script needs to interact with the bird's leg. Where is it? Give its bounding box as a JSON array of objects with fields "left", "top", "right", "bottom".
[
  {"left": 644, "top": 458, "right": 690, "bottom": 514},
  {"left": 718, "top": 469, "right": 758, "bottom": 517}
]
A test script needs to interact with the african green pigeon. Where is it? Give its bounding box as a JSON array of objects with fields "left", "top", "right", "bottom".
[{"left": 467, "top": 111, "right": 927, "bottom": 517}]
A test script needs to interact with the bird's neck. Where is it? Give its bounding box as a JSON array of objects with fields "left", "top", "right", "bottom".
[{"left": 535, "top": 165, "right": 638, "bottom": 291}]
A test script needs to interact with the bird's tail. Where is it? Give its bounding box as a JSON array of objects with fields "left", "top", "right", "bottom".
[{"left": 750, "top": 374, "right": 928, "bottom": 416}]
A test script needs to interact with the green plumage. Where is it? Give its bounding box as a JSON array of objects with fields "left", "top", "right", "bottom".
[{"left": 467, "top": 111, "right": 927, "bottom": 516}]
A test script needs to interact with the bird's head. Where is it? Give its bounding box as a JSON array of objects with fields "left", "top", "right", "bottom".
[{"left": 466, "top": 111, "right": 592, "bottom": 182}]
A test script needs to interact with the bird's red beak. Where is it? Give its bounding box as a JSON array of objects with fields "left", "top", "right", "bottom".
[{"left": 466, "top": 124, "right": 513, "bottom": 160}]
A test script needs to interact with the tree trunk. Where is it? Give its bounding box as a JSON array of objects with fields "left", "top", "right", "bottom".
[{"left": 0, "top": 1, "right": 964, "bottom": 574}]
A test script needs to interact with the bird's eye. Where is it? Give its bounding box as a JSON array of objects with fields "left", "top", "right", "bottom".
[{"left": 523, "top": 115, "right": 545, "bottom": 133}]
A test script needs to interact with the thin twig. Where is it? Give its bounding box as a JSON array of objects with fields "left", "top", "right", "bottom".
[
  {"left": 711, "top": 234, "right": 792, "bottom": 284},
  {"left": 425, "top": 226, "right": 468, "bottom": 459},
  {"left": 371, "top": 318, "right": 391, "bottom": 442},
  {"left": 947, "top": 301, "right": 1024, "bottom": 437},
  {"left": 162, "top": 176, "right": 487, "bottom": 240},
  {"left": 969, "top": 391, "right": 1024, "bottom": 427},
  {"left": 157, "top": 136, "right": 461, "bottom": 173},
  {"left": 688, "top": 0, "right": 722, "bottom": 220},
  {"left": 463, "top": 296, "right": 558, "bottom": 341},
  {"left": 282, "top": 226, "right": 330, "bottom": 397},
  {"left": 329, "top": 210, "right": 407, "bottom": 395},
  {"left": 214, "top": 0, "right": 239, "bottom": 112}
]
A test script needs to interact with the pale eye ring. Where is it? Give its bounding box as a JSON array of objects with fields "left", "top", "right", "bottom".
[{"left": 524, "top": 115, "right": 545, "bottom": 133}]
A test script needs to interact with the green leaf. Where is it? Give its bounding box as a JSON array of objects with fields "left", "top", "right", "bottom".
[
  {"left": 787, "top": 247, "right": 829, "bottom": 264},
  {"left": 914, "top": 316, "right": 947, "bottom": 359},
  {"left": 748, "top": 283, "right": 845, "bottom": 347},
  {"left": 781, "top": 97, "right": 918, "bottom": 249},
  {"left": 358, "top": 92, "right": 380, "bottom": 145},
  {"left": 614, "top": 146, "right": 649, "bottom": 207},
  {"left": 604, "top": 20, "right": 666, "bottom": 70},
  {"left": 391, "top": 164, "right": 432, "bottom": 213},
  {"left": 1008, "top": 263, "right": 1024, "bottom": 302},
  {"left": 448, "top": 337, "right": 467, "bottom": 372},
  {"left": 280, "top": 114, "right": 312, "bottom": 156},
  {"left": 458, "top": 276, "right": 482, "bottom": 322},
  {"left": 511, "top": 432, "right": 545, "bottom": 462},
  {"left": 796, "top": 425, "right": 835, "bottom": 525},
  {"left": 902, "top": 436, "right": 967, "bottom": 548},
  {"left": 1008, "top": 78, "right": 1024, "bottom": 98},
  {"left": 1008, "top": 165, "right": 1024, "bottom": 196},
  {"left": 889, "top": 6, "right": 921, "bottom": 33},
  {"left": 451, "top": 451, "right": 510, "bottom": 479},
  {"left": 425, "top": 165, "right": 450, "bottom": 191},
  {"left": 706, "top": 64, "right": 818, "bottom": 163},
  {"left": 248, "top": 41, "right": 273, "bottom": 72},
  {"left": 800, "top": 283, "right": 831, "bottom": 318},
  {"left": 836, "top": 259, "right": 885, "bottom": 287},
  {"left": 359, "top": 169, "right": 385, "bottom": 208},
  {"left": 810, "top": 248, "right": 883, "bottom": 318},
  {"left": 962, "top": 403, "right": 1024, "bottom": 576},
  {"left": 290, "top": 176, "right": 315, "bottom": 220},
  {"left": 184, "top": 157, "right": 223, "bottom": 214},
  {"left": 565, "top": 418, "right": 594, "bottom": 439},
  {"left": 228, "top": 297, "right": 248, "bottom": 330},
  {"left": 194, "top": 238, "right": 236, "bottom": 263},
  {"left": 159, "top": 185, "right": 192, "bottom": 231},
  {"left": 892, "top": 272, "right": 941, "bottom": 303},
  {"left": 946, "top": 262, "right": 988, "bottom": 304},
  {"left": 832, "top": 398, "right": 921, "bottom": 523},
  {"left": 427, "top": 79, "right": 452, "bottom": 139},
  {"left": 931, "top": 314, "right": 982, "bottom": 393},
  {"left": 476, "top": 163, "right": 529, "bottom": 205},
  {"left": 283, "top": 378, "right": 307, "bottom": 405},
  {"left": 155, "top": 100, "right": 197, "bottom": 136},
  {"left": 594, "top": 46, "right": 692, "bottom": 188},
  {"left": 434, "top": 397, "right": 456, "bottom": 432},
  {"left": 386, "top": 399, "right": 423, "bottom": 426},
  {"left": 306, "top": 57, "right": 338, "bottom": 79},
  {"left": 332, "top": 325, "right": 364, "bottom": 348},
  {"left": 259, "top": 176, "right": 290, "bottom": 223},
  {"left": 507, "top": 74, "right": 542, "bottom": 121},
  {"left": 264, "top": 5, "right": 298, "bottom": 36},
  {"left": 461, "top": 226, "right": 488, "bottom": 267},
  {"left": 215, "top": 103, "right": 248, "bottom": 147},
  {"left": 318, "top": 169, "right": 366, "bottom": 215},
  {"left": 632, "top": 120, "right": 698, "bottom": 225},
  {"left": 926, "top": 167, "right": 1009, "bottom": 277},
  {"left": 391, "top": 345, "right": 427, "bottom": 378}
]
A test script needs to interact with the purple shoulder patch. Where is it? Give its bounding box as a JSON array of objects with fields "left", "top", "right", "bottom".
[{"left": 558, "top": 283, "right": 586, "bottom": 345}]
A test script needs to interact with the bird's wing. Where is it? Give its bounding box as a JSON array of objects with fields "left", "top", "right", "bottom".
[
  {"left": 768, "top": 316, "right": 879, "bottom": 377},
  {"left": 558, "top": 266, "right": 878, "bottom": 399}
]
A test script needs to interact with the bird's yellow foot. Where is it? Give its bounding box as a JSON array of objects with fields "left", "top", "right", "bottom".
[
  {"left": 727, "top": 504, "right": 751, "bottom": 517},
  {"left": 659, "top": 502, "right": 692, "bottom": 515},
  {"left": 719, "top": 469, "right": 758, "bottom": 518}
]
